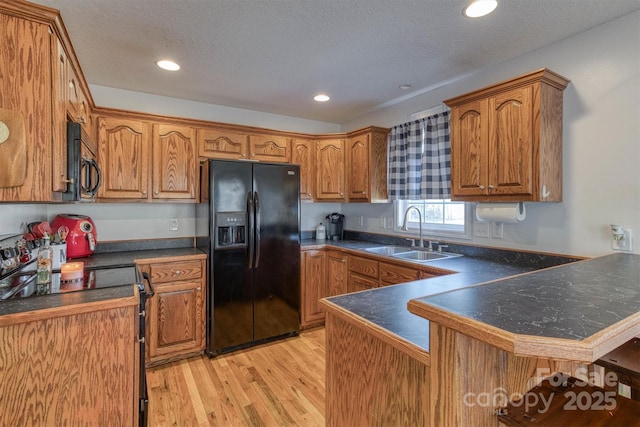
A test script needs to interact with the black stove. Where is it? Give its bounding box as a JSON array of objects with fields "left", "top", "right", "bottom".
[{"left": 0, "top": 266, "right": 139, "bottom": 300}]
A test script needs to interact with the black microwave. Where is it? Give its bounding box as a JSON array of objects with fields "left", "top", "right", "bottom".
[{"left": 62, "top": 122, "right": 101, "bottom": 201}]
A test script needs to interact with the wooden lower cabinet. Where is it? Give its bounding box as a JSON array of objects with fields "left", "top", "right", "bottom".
[
  {"left": 326, "top": 251, "right": 348, "bottom": 297},
  {"left": 137, "top": 256, "right": 206, "bottom": 364},
  {"left": 301, "top": 249, "right": 327, "bottom": 329},
  {"left": 302, "top": 247, "right": 450, "bottom": 329},
  {"left": 0, "top": 301, "right": 140, "bottom": 426}
]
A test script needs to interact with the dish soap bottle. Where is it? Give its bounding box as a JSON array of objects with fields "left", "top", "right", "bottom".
[
  {"left": 316, "top": 223, "right": 326, "bottom": 240},
  {"left": 37, "top": 232, "right": 53, "bottom": 284}
]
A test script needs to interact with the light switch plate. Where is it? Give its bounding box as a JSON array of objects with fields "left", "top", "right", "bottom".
[
  {"left": 492, "top": 222, "right": 504, "bottom": 239},
  {"left": 169, "top": 218, "right": 179, "bottom": 231},
  {"left": 474, "top": 222, "right": 490, "bottom": 238}
]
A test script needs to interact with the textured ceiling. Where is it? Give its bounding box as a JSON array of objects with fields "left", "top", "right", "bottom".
[{"left": 35, "top": 0, "right": 640, "bottom": 124}]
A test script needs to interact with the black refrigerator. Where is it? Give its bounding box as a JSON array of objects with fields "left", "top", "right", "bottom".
[{"left": 199, "top": 160, "right": 301, "bottom": 355}]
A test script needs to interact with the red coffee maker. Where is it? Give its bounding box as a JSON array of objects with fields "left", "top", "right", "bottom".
[{"left": 51, "top": 214, "right": 98, "bottom": 259}]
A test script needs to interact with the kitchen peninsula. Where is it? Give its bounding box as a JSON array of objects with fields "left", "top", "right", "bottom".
[{"left": 321, "top": 252, "right": 640, "bottom": 426}]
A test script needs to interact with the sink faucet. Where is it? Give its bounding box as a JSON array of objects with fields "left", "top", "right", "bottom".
[{"left": 401, "top": 206, "right": 424, "bottom": 248}]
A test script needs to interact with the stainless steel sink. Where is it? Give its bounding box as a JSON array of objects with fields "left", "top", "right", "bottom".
[
  {"left": 364, "top": 246, "right": 413, "bottom": 255},
  {"left": 392, "top": 250, "right": 462, "bottom": 262}
]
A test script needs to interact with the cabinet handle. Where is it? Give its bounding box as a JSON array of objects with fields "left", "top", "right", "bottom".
[
  {"left": 142, "top": 191, "right": 147, "bottom": 195},
  {"left": 77, "top": 115, "right": 86, "bottom": 124},
  {"left": 154, "top": 191, "right": 159, "bottom": 195},
  {"left": 174, "top": 270, "right": 182, "bottom": 275},
  {"left": 361, "top": 191, "right": 366, "bottom": 195},
  {"left": 488, "top": 185, "right": 495, "bottom": 190},
  {"left": 479, "top": 185, "right": 485, "bottom": 190},
  {"left": 196, "top": 287, "right": 201, "bottom": 291},
  {"left": 339, "top": 193, "right": 344, "bottom": 197}
]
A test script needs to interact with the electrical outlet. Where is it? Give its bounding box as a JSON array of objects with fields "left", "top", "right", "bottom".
[
  {"left": 169, "top": 218, "right": 179, "bottom": 231},
  {"left": 492, "top": 222, "right": 503, "bottom": 239},
  {"left": 611, "top": 226, "right": 632, "bottom": 251},
  {"left": 474, "top": 222, "right": 490, "bottom": 238}
]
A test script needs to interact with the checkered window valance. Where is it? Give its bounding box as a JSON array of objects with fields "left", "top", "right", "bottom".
[{"left": 387, "top": 112, "right": 451, "bottom": 200}]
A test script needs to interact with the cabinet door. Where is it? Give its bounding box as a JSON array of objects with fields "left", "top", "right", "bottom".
[
  {"left": 327, "top": 251, "right": 348, "bottom": 297},
  {"left": 152, "top": 123, "right": 197, "bottom": 200},
  {"left": 98, "top": 117, "right": 150, "bottom": 199},
  {"left": 316, "top": 139, "right": 346, "bottom": 201},
  {"left": 450, "top": 99, "right": 488, "bottom": 199},
  {"left": 292, "top": 138, "right": 315, "bottom": 200},
  {"left": 347, "top": 134, "right": 370, "bottom": 201},
  {"left": 197, "top": 127, "right": 248, "bottom": 159},
  {"left": 51, "top": 36, "right": 68, "bottom": 192},
  {"left": 249, "top": 134, "right": 291, "bottom": 162},
  {"left": 147, "top": 280, "right": 204, "bottom": 360},
  {"left": 301, "top": 250, "right": 327, "bottom": 328},
  {"left": 488, "top": 86, "right": 533, "bottom": 197}
]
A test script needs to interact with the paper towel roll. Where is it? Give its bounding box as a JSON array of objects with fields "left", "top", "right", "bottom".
[{"left": 476, "top": 202, "right": 526, "bottom": 223}]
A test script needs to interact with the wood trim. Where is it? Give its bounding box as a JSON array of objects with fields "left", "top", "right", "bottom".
[
  {"left": 0, "top": 293, "right": 138, "bottom": 327},
  {"left": 409, "top": 299, "right": 640, "bottom": 364},
  {"left": 321, "top": 299, "right": 430, "bottom": 366},
  {"left": 444, "top": 68, "right": 570, "bottom": 107}
]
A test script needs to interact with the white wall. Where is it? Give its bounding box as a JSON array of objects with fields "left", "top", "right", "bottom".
[{"left": 339, "top": 11, "right": 640, "bottom": 257}]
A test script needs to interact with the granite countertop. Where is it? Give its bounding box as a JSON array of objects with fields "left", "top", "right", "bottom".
[
  {"left": 316, "top": 239, "right": 558, "bottom": 351},
  {"left": 0, "top": 247, "right": 207, "bottom": 318},
  {"left": 408, "top": 253, "right": 640, "bottom": 362}
]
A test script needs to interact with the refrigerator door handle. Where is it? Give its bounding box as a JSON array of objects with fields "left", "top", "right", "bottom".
[
  {"left": 247, "top": 191, "right": 254, "bottom": 269},
  {"left": 254, "top": 191, "right": 261, "bottom": 268}
]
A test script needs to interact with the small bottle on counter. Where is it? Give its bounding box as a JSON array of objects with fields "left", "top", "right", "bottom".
[
  {"left": 36, "top": 233, "right": 53, "bottom": 285},
  {"left": 316, "top": 223, "right": 326, "bottom": 240}
]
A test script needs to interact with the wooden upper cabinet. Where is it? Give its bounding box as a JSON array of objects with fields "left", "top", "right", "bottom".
[
  {"left": 249, "top": 134, "right": 291, "bottom": 162},
  {"left": 197, "top": 127, "right": 248, "bottom": 159},
  {"left": 51, "top": 36, "right": 68, "bottom": 193},
  {"left": 291, "top": 138, "right": 315, "bottom": 200},
  {"left": 316, "top": 139, "right": 346, "bottom": 201},
  {"left": 0, "top": 12, "right": 59, "bottom": 202},
  {"left": 346, "top": 127, "right": 389, "bottom": 203},
  {"left": 347, "top": 135, "right": 370, "bottom": 201},
  {"left": 152, "top": 123, "right": 197, "bottom": 200},
  {"left": 97, "top": 117, "right": 150, "bottom": 199},
  {"left": 445, "top": 68, "right": 569, "bottom": 202}
]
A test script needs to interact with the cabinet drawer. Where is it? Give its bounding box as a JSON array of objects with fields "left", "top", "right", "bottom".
[
  {"left": 349, "top": 256, "right": 379, "bottom": 278},
  {"left": 348, "top": 272, "right": 378, "bottom": 293},
  {"left": 379, "top": 262, "right": 419, "bottom": 285},
  {"left": 148, "top": 260, "right": 202, "bottom": 283}
]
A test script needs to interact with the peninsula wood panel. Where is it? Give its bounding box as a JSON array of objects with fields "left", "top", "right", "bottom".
[
  {"left": 430, "top": 322, "right": 591, "bottom": 427},
  {"left": 315, "top": 139, "right": 346, "bottom": 201},
  {"left": 98, "top": 116, "right": 150, "bottom": 199},
  {"left": 291, "top": 138, "right": 315, "bottom": 200},
  {"left": 197, "top": 127, "right": 248, "bottom": 159},
  {"left": 325, "top": 313, "right": 430, "bottom": 426},
  {"left": 152, "top": 123, "right": 197, "bottom": 199},
  {"left": 0, "top": 305, "right": 138, "bottom": 426}
]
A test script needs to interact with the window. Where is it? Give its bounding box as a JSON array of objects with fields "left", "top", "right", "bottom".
[{"left": 394, "top": 199, "right": 472, "bottom": 239}]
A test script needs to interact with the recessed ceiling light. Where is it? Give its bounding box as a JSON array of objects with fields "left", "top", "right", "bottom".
[
  {"left": 156, "top": 60, "right": 180, "bottom": 71},
  {"left": 399, "top": 84, "right": 413, "bottom": 90},
  {"left": 314, "top": 94, "right": 330, "bottom": 102},
  {"left": 463, "top": 0, "right": 497, "bottom": 18}
]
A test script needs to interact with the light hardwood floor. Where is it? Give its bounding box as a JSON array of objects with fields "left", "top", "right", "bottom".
[{"left": 147, "top": 328, "right": 326, "bottom": 426}]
